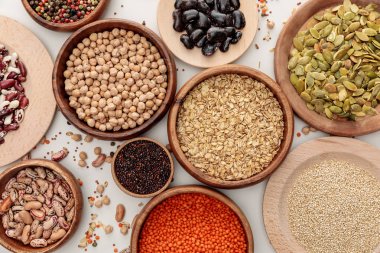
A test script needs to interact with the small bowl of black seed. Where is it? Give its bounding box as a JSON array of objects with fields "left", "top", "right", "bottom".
[{"left": 112, "top": 137, "right": 174, "bottom": 198}]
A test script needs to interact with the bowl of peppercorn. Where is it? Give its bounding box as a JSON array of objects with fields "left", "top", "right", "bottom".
[
  {"left": 111, "top": 137, "right": 174, "bottom": 198},
  {"left": 21, "top": 0, "right": 109, "bottom": 32}
]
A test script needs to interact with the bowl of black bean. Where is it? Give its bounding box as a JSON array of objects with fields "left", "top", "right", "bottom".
[
  {"left": 111, "top": 137, "right": 174, "bottom": 198},
  {"left": 157, "top": 0, "right": 258, "bottom": 68}
]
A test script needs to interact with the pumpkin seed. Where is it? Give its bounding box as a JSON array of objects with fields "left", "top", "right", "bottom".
[{"left": 287, "top": 0, "right": 380, "bottom": 120}]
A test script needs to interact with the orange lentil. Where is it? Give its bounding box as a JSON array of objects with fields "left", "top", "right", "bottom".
[
  {"left": 95, "top": 236, "right": 100, "bottom": 240},
  {"left": 139, "top": 193, "right": 247, "bottom": 253}
]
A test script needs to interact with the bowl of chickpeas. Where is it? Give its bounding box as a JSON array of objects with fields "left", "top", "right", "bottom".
[{"left": 53, "top": 19, "right": 177, "bottom": 140}]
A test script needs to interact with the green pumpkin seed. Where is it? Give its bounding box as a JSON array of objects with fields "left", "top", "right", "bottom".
[
  {"left": 348, "top": 22, "right": 361, "bottom": 32},
  {"left": 351, "top": 104, "right": 362, "bottom": 112},
  {"left": 321, "top": 24, "right": 334, "bottom": 37},
  {"left": 298, "top": 56, "right": 312, "bottom": 65},
  {"left": 288, "top": 56, "right": 299, "bottom": 70},
  {"left": 293, "top": 37, "right": 304, "bottom": 51},
  {"left": 329, "top": 106, "right": 343, "bottom": 114},
  {"left": 339, "top": 88, "right": 348, "bottom": 101},
  {"left": 301, "top": 92, "right": 312, "bottom": 102},
  {"left": 324, "top": 107, "right": 333, "bottom": 118},
  {"left": 343, "top": 12, "right": 356, "bottom": 21},
  {"left": 305, "top": 38, "right": 318, "bottom": 47},
  {"left": 343, "top": 80, "right": 358, "bottom": 91},
  {"left": 310, "top": 28, "right": 321, "bottom": 39},
  {"left": 331, "top": 61, "right": 342, "bottom": 72},
  {"left": 314, "top": 21, "right": 330, "bottom": 30},
  {"left": 355, "top": 31, "right": 370, "bottom": 41},
  {"left": 333, "top": 35, "right": 345, "bottom": 47},
  {"left": 310, "top": 72, "right": 326, "bottom": 81},
  {"left": 294, "top": 65, "right": 305, "bottom": 76},
  {"left": 353, "top": 88, "right": 365, "bottom": 96},
  {"left": 363, "top": 28, "right": 377, "bottom": 36},
  {"left": 331, "top": 17, "right": 342, "bottom": 25}
]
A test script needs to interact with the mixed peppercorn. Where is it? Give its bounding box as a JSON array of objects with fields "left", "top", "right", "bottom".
[{"left": 29, "top": 0, "right": 100, "bottom": 23}]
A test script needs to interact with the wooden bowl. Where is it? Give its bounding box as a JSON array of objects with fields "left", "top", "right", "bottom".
[
  {"left": 263, "top": 137, "right": 380, "bottom": 253},
  {"left": 157, "top": 0, "right": 258, "bottom": 68},
  {"left": 168, "top": 64, "right": 294, "bottom": 189},
  {"left": 0, "top": 16, "right": 56, "bottom": 167},
  {"left": 275, "top": 0, "right": 380, "bottom": 137},
  {"left": 0, "top": 159, "right": 83, "bottom": 253},
  {"left": 111, "top": 137, "right": 174, "bottom": 198},
  {"left": 53, "top": 19, "right": 177, "bottom": 140},
  {"left": 21, "top": 0, "right": 109, "bottom": 32},
  {"left": 130, "top": 185, "right": 254, "bottom": 253}
]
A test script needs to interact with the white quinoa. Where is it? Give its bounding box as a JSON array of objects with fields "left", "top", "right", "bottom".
[{"left": 288, "top": 160, "right": 380, "bottom": 253}]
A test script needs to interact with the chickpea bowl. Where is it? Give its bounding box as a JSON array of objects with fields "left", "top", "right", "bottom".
[{"left": 53, "top": 19, "right": 177, "bottom": 140}]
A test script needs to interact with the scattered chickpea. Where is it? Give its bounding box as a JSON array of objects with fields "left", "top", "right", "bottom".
[
  {"left": 96, "top": 184, "right": 105, "bottom": 194},
  {"left": 94, "top": 199, "right": 103, "bottom": 208},
  {"left": 104, "top": 225, "right": 113, "bottom": 234},
  {"left": 102, "top": 195, "right": 110, "bottom": 205},
  {"left": 94, "top": 147, "right": 102, "bottom": 155}
]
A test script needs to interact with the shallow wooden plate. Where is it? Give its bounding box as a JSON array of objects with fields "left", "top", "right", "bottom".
[
  {"left": 275, "top": 0, "right": 380, "bottom": 137},
  {"left": 168, "top": 65, "right": 294, "bottom": 189},
  {"left": 157, "top": 0, "right": 258, "bottom": 68},
  {"left": 263, "top": 137, "right": 380, "bottom": 253},
  {"left": 0, "top": 16, "right": 55, "bottom": 167},
  {"left": 130, "top": 185, "right": 254, "bottom": 253}
]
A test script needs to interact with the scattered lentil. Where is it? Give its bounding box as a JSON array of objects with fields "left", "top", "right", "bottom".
[
  {"left": 139, "top": 193, "right": 247, "bottom": 253},
  {"left": 177, "top": 74, "right": 284, "bottom": 181},
  {"left": 288, "top": 160, "right": 380, "bottom": 253},
  {"left": 114, "top": 140, "right": 171, "bottom": 195}
]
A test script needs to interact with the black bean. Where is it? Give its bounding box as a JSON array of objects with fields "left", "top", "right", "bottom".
[
  {"left": 173, "top": 9, "right": 185, "bottom": 32},
  {"left": 216, "top": 0, "right": 232, "bottom": 13},
  {"left": 182, "top": 9, "right": 199, "bottom": 23},
  {"left": 224, "top": 27, "right": 236, "bottom": 37},
  {"left": 231, "top": 30, "right": 242, "bottom": 44},
  {"left": 196, "top": 35, "right": 208, "bottom": 48},
  {"left": 197, "top": 0, "right": 211, "bottom": 13},
  {"left": 225, "top": 14, "right": 234, "bottom": 26},
  {"left": 197, "top": 12, "right": 211, "bottom": 29},
  {"left": 205, "top": 0, "right": 215, "bottom": 7},
  {"left": 202, "top": 42, "right": 218, "bottom": 56},
  {"left": 190, "top": 29, "right": 205, "bottom": 43},
  {"left": 174, "top": 0, "right": 184, "bottom": 8},
  {"left": 177, "top": 0, "right": 197, "bottom": 10},
  {"left": 230, "top": 0, "right": 240, "bottom": 10},
  {"left": 207, "top": 27, "right": 227, "bottom": 43},
  {"left": 114, "top": 140, "right": 171, "bottom": 195},
  {"left": 180, "top": 34, "right": 195, "bottom": 49},
  {"left": 219, "top": 37, "right": 233, "bottom": 52},
  {"left": 210, "top": 10, "right": 226, "bottom": 27},
  {"left": 232, "top": 10, "right": 245, "bottom": 29},
  {"left": 186, "top": 23, "right": 199, "bottom": 36}
]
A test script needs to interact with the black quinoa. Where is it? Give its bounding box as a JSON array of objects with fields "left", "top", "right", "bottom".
[{"left": 114, "top": 140, "right": 171, "bottom": 195}]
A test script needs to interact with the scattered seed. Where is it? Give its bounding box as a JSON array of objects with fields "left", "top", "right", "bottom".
[
  {"left": 71, "top": 134, "right": 82, "bottom": 142},
  {"left": 79, "top": 151, "right": 88, "bottom": 160},
  {"left": 94, "top": 147, "right": 102, "bottom": 155},
  {"left": 78, "top": 160, "right": 87, "bottom": 167}
]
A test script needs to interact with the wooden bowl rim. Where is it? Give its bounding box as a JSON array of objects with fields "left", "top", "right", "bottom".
[
  {"left": 274, "top": 0, "right": 380, "bottom": 137},
  {"left": 0, "top": 159, "right": 83, "bottom": 253},
  {"left": 263, "top": 137, "right": 380, "bottom": 253},
  {"left": 111, "top": 137, "right": 174, "bottom": 198},
  {"left": 52, "top": 19, "right": 177, "bottom": 140},
  {"left": 167, "top": 64, "right": 294, "bottom": 189},
  {"left": 130, "top": 185, "right": 254, "bottom": 253},
  {"left": 21, "top": 0, "right": 109, "bottom": 32}
]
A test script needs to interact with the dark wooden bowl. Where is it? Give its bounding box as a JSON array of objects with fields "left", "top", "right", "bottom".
[
  {"left": 0, "top": 159, "right": 83, "bottom": 253},
  {"left": 53, "top": 19, "right": 177, "bottom": 140},
  {"left": 21, "top": 0, "right": 109, "bottom": 32},
  {"left": 130, "top": 185, "right": 254, "bottom": 253},
  {"left": 111, "top": 137, "right": 174, "bottom": 198},
  {"left": 168, "top": 64, "right": 294, "bottom": 189},
  {"left": 275, "top": 0, "right": 380, "bottom": 137}
]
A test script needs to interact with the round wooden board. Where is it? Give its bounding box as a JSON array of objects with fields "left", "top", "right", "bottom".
[
  {"left": 157, "top": 0, "right": 258, "bottom": 68},
  {"left": 275, "top": 0, "right": 380, "bottom": 137},
  {"left": 263, "top": 137, "right": 380, "bottom": 253},
  {"left": 0, "top": 16, "right": 56, "bottom": 167}
]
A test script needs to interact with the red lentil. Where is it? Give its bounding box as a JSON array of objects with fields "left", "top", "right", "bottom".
[{"left": 139, "top": 193, "right": 247, "bottom": 253}]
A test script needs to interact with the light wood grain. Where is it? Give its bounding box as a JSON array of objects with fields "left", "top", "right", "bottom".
[
  {"left": 21, "top": 0, "right": 109, "bottom": 32},
  {"left": 157, "top": 0, "right": 258, "bottom": 68},
  {"left": 0, "top": 159, "right": 83, "bottom": 253},
  {"left": 111, "top": 137, "right": 174, "bottom": 198},
  {"left": 0, "top": 16, "right": 56, "bottom": 167},
  {"left": 130, "top": 185, "right": 254, "bottom": 253},
  {"left": 167, "top": 64, "right": 294, "bottom": 189},
  {"left": 275, "top": 0, "right": 380, "bottom": 137},
  {"left": 263, "top": 137, "right": 380, "bottom": 253},
  {"left": 53, "top": 19, "right": 177, "bottom": 140}
]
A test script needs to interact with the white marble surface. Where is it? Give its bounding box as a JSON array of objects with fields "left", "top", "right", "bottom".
[{"left": 0, "top": 0, "right": 377, "bottom": 252}]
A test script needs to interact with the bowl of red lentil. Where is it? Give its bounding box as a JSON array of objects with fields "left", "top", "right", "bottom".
[
  {"left": 53, "top": 19, "right": 177, "bottom": 140},
  {"left": 167, "top": 64, "right": 294, "bottom": 189},
  {"left": 111, "top": 137, "right": 174, "bottom": 198},
  {"left": 21, "top": 0, "right": 109, "bottom": 32},
  {"left": 131, "top": 185, "right": 254, "bottom": 253}
]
